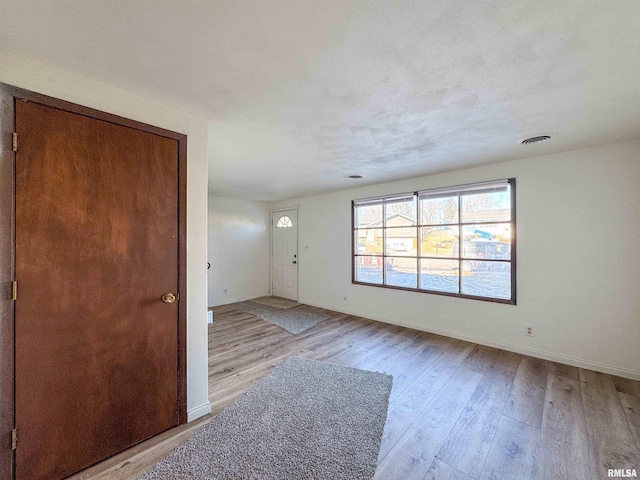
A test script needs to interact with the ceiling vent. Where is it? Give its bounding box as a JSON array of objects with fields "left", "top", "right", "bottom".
[
  {"left": 521, "top": 135, "right": 551, "bottom": 145},
  {"left": 347, "top": 175, "right": 364, "bottom": 179}
]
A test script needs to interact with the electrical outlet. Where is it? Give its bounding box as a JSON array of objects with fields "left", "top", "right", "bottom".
[
  {"left": 223, "top": 288, "right": 228, "bottom": 294},
  {"left": 525, "top": 324, "right": 535, "bottom": 337}
]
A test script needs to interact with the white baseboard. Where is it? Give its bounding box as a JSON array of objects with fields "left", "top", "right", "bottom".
[
  {"left": 187, "top": 401, "right": 211, "bottom": 422},
  {"left": 210, "top": 292, "right": 270, "bottom": 308},
  {"left": 301, "top": 299, "right": 640, "bottom": 381}
]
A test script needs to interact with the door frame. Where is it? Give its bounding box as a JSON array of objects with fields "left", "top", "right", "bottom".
[
  {"left": 270, "top": 208, "right": 298, "bottom": 300},
  {"left": 0, "top": 83, "right": 188, "bottom": 479}
]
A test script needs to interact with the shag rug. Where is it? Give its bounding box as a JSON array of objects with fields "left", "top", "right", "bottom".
[
  {"left": 249, "top": 296, "right": 301, "bottom": 309},
  {"left": 139, "top": 357, "right": 393, "bottom": 480},
  {"left": 259, "top": 306, "right": 331, "bottom": 334}
]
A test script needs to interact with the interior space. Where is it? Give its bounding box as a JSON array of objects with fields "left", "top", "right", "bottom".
[{"left": 0, "top": 1, "right": 638, "bottom": 479}]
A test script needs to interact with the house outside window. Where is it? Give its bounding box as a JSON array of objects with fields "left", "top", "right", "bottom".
[{"left": 352, "top": 179, "right": 516, "bottom": 304}]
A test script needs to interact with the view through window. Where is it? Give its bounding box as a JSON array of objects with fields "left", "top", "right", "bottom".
[
  {"left": 352, "top": 179, "right": 515, "bottom": 303},
  {"left": 276, "top": 215, "right": 293, "bottom": 228}
]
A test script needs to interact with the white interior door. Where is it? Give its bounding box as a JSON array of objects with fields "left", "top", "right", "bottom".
[{"left": 272, "top": 209, "right": 298, "bottom": 300}]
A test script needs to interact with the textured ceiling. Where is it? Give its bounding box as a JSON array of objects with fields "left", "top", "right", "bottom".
[{"left": 1, "top": 1, "right": 639, "bottom": 201}]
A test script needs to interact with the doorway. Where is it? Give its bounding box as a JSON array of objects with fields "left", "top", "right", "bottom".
[
  {"left": 271, "top": 209, "right": 298, "bottom": 301},
  {"left": 0, "top": 84, "right": 187, "bottom": 480}
]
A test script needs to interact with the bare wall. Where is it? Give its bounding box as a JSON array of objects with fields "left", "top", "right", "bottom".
[
  {"left": 208, "top": 196, "right": 270, "bottom": 306},
  {"left": 272, "top": 140, "right": 640, "bottom": 379}
]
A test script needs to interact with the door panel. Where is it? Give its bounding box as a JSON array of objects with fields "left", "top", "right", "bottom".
[
  {"left": 272, "top": 210, "right": 297, "bottom": 300},
  {"left": 14, "top": 100, "right": 180, "bottom": 480}
]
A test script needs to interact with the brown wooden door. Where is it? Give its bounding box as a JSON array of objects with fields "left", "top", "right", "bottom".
[{"left": 14, "top": 100, "right": 180, "bottom": 480}]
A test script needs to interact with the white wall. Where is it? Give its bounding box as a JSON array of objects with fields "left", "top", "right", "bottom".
[
  {"left": 0, "top": 51, "right": 211, "bottom": 420},
  {"left": 207, "top": 196, "right": 270, "bottom": 306},
  {"left": 272, "top": 140, "right": 640, "bottom": 379}
]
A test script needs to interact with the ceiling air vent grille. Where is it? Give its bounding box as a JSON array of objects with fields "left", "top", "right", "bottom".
[{"left": 521, "top": 135, "right": 551, "bottom": 145}]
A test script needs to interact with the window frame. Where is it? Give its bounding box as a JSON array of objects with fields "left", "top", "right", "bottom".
[
  {"left": 276, "top": 215, "right": 293, "bottom": 228},
  {"left": 351, "top": 178, "right": 516, "bottom": 305}
]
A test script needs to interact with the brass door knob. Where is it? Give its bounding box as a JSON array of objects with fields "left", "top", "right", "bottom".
[{"left": 162, "top": 293, "right": 176, "bottom": 303}]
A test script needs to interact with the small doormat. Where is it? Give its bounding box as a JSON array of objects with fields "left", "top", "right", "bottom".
[
  {"left": 139, "top": 357, "right": 393, "bottom": 480},
  {"left": 250, "top": 296, "right": 301, "bottom": 309},
  {"left": 260, "top": 306, "right": 330, "bottom": 334}
]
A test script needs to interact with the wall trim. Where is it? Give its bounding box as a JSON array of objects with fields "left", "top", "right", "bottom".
[
  {"left": 270, "top": 205, "right": 300, "bottom": 214},
  {"left": 209, "top": 293, "right": 269, "bottom": 308},
  {"left": 301, "top": 299, "right": 640, "bottom": 381},
  {"left": 187, "top": 401, "right": 211, "bottom": 422}
]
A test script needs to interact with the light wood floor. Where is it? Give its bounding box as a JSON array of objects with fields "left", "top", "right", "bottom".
[{"left": 73, "top": 302, "right": 640, "bottom": 479}]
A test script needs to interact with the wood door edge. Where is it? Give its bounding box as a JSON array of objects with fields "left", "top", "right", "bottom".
[{"left": 0, "top": 81, "right": 17, "bottom": 480}]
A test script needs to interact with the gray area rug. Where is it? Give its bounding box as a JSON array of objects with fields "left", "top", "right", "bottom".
[
  {"left": 259, "top": 306, "right": 331, "bottom": 334},
  {"left": 139, "top": 357, "right": 393, "bottom": 480},
  {"left": 250, "top": 296, "right": 301, "bottom": 309}
]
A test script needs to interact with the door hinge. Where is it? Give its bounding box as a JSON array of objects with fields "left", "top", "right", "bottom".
[
  {"left": 11, "top": 429, "right": 16, "bottom": 450},
  {"left": 11, "top": 281, "right": 17, "bottom": 300},
  {"left": 12, "top": 132, "right": 18, "bottom": 152}
]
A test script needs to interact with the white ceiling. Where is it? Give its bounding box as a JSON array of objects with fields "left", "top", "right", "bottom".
[{"left": 1, "top": 1, "right": 639, "bottom": 202}]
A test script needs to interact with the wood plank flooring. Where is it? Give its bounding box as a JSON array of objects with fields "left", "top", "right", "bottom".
[{"left": 72, "top": 302, "right": 640, "bottom": 479}]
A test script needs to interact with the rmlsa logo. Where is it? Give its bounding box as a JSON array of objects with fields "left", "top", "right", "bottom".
[{"left": 608, "top": 469, "right": 638, "bottom": 478}]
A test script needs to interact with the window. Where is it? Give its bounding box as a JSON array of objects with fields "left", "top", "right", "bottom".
[
  {"left": 352, "top": 179, "right": 515, "bottom": 304},
  {"left": 276, "top": 215, "right": 293, "bottom": 228}
]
